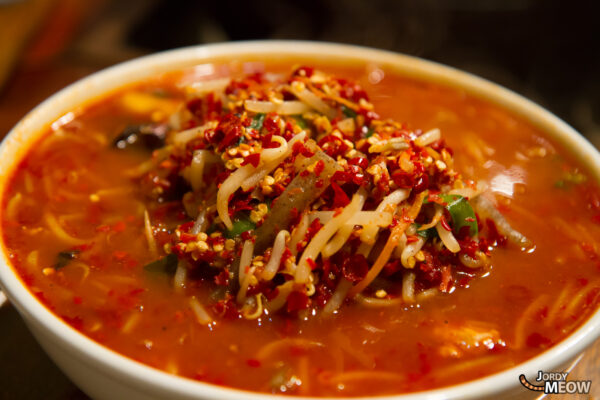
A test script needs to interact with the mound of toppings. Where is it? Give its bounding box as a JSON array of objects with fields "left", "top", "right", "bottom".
[{"left": 133, "top": 66, "right": 527, "bottom": 319}]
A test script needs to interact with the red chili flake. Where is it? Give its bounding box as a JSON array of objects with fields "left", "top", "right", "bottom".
[
  {"left": 465, "top": 217, "right": 475, "bottom": 222},
  {"left": 205, "top": 92, "right": 222, "bottom": 120},
  {"left": 241, "top": 231, "right": 255, "bottom": 241},
  {"left": 460, "top": 238, "right": 480, "bottom": 258},
  {"left": 174, "top": 311, "right": 184, "bottom": 322},
  {"left": 413, "top": 174, "right": 429, "bottom": 193},
  {"left": 592, "top": 215, "right": 600, "bottom": 224},
  {"left": 112, "top": 221, "right": 126, "bottom": 233},
  {"left": 347, "top": 164, "right": 365, "bottom": 185},
  {"left": 186, "top": 98, "right": 203, "bottom": 119},
  {"left": 180, "top": 233, "right": 197, "bottom": 243},
  {"left": 339, "top": 80, "right": 369, "bottom": 102},
  {"left": 331, "top": 170, "right": 349, "bottom": 183},
  {"left": 305, "top": 218, "right": 323, "bottom": 243},
  {"left": 331, "top": 182, "right": 350, "bottom": 208},
  {"left": 73, "top": 296, "right": 82, "bottom": 305},
  {"left": 341, "top": 254, "right": 369, "bottom": 283},
  {"left": 246, "top": 359, "right": 261, "bottom": 368},
  {"left": 292, "top": 141, "right": 304, "bottom": 156},
  {"left": 315, "top": 179, "right": 324, "bottom": 188},
  {"left": 216, "top": 115, "right": 243, "bottom": 152},
  {"left": 300, "top": 170, "right": 310, "bottom": 177},
  {"left": 207, "top": 235, "right": 225, "bottom": 247},
  {"left": 439, "top": 266, "right": 452, "bottom": 292},
  {"left": 212, "top": 297, "right": 241, "bottom": 319},
  {"left": 178, "top": 221, "right": 195, "bottom": 233},
  {"left": 406, "top": 235, "right": 419, "bottom": 244},
  {"left": 112, "top": 250, "right": 129, "bottom": 261},
  {"left": 382, "top": 259, "right": 402, "bottom": 277},
  {"left": 440, "top": 216, "right": 452, "bottom": 232},
  {"left": 485, "top": 219, "right": 507, "bottom": 247},
  {"left": 241, "top": 153, "right": 260, "bottom": 168},
  {"left": 317, "top": 135, "right": 349, "bottom": 158},
  {"left": 349, "top": 157, "right": 368, "bottom": 169},
  {"left": 225, "top": 79, "right": 249, "bottom": 95},
  {"left": 306, "top": 258, "right": 317, "bottom": 270},
  {"left": 63, "top": 315, "right": 84, "bottom": 331},
  {"left": 286, "top": 291, "right": 310, "bottom": 313},
  {"left": 313, "top": 160, "right": 325, "bottom": 177},
  {"left": 359, "top": 109, "right": 380, "bottom": 125},
  {"left": 580, "top": 242, "right": 598, "bottom": 261},
  {"left": 392, "top": 170, "right": 415, "bottom": 188},
  {"left": 526, "top": 332, "right": 552, "bottom": 348},
  {"left": 293, "top": 66, "right": 314, "bottom": 77},
  {"left": 71, "top": 243, "right": 94, "bottom": 252},
  {"left": 263, "top": 114, "right": 280, "bottom": 135},
  {"left": 262, "top": 133, "right": 278, "bottom": 149}
]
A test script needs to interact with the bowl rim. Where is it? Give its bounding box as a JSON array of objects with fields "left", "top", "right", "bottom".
[{"left": 0, "top": 40, "right": 599, "bottom": 400}]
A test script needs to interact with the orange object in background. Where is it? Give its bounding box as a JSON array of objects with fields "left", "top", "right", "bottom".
[{"left": 0, "top": 0, "right": 104, "bottom": 91}]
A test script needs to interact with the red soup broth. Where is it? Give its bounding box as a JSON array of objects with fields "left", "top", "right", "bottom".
[{"left": 2, "top": 60, "right": 600, "bottom": 397}]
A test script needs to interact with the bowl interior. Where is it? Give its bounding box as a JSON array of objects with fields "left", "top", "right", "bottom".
[{"left": 0, "top": 41, "right": 599, "bottom": 400}]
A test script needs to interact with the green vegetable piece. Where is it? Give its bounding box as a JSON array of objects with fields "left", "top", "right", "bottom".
[
  {"left": 250, "top": 113, "right": 265, "bottom": 130},
  {"left": 554, "top": 180, "right": 566, "bottom": 189},
  {"left": 55, "top": 250, "right": 80, "bottom": 270},
  {"left": 439, "top": 194, "right": 478, "bottom": 237},
  {"left": 341, "top": 105, "right": 357, "bottom": 118},
  {"left": 225, "top": 219, "right": 256, "bottom": 239},
  {"left": 365, "top": 128, "right": 375, "bottom": 138},
  {"left": 143, "top": 253, "right": 178, "bottom": 275},
  {"left": 414, "top": 224, "right": 437, "bottom": 239},
  {"left": 292, "top": 116, "right": 308, "bottom": 129}
]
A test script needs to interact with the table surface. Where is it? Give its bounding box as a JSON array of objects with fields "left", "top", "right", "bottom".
[{"left": 0, "top": 59, "right": 598, "bottom": 400}]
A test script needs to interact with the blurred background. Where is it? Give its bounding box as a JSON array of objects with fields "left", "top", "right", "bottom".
[
  {"left": 0, "top": 0, "right": 599, "bottom": 398},
  {"left": 1, "top": 0, "right": 599, "bottom": 147}
]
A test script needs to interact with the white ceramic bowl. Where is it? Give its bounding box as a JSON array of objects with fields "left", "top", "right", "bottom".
[{"left": 1, "top": 41, "right": 599, "bottom": 400}]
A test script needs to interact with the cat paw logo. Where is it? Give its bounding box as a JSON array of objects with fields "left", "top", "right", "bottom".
[{"left": 519, "top": 371, "right": 591, "bottom": 395}]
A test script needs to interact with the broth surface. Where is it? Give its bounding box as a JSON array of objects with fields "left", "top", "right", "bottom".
[{"left": 2, "top": 59, "right": 600, "bottom": 397}]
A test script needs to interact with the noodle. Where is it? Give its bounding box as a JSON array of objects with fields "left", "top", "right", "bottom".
[
  {"left": 265, "top": 281, "right": 295, "bottom": 313},
  {"left": 242, "top": 294, "right": 264, "bottom": 320},
  {"left": 262, "top": 230, "right": 290, "bottom": 281},
  {"left": 322, "top": 278, "right": 352, "bottom": 315},
  {"left": 436, "top": 221, "right": 461, "bottom": 253},
  {"left": 355, "top": 294, "right": 404, "bottom": 307},
  {"left": 330, "top": 331, "right": 375, "bottom": 368},
  {"left": 349, "top": 191, "right": 427, "bottom": 297},
  {"left": 563, "top": 281, "right": 600, "bottom": 317},
  {"left": 189, "top": 296, "right": 213, "bottom": 325},
  {"left": 324, "top": 370, "right": 403, "bottom": 385},
  {"left": 238, "top": 240, "right": 255, "bottom": 285},
  {"left": 144, "top": 209, "right": 158, "bottom": 258},
  {"left": 5, "top": 192, "right": 22, "bottom": 221},
  {"left": 121, "top": 312, "right": 141, "bottom": 334},
  {"left": 289, "top": 213, "right": 309, "bottom": 256},
  {"left": 188, "top": 149, "right": 218, "bottom": 191},
  {"left": 173, "top": 261, "right": 187, "bottom": 293},
  {"left": 217, "top": 132, "right": 305, "bottom": 229},
  {"left": 414, "top": 128, "right": 441, "bottom": 147},
  {"left": 513, "top": 295, "right": 549, "bottom": 349},
  {"left": 400, "top": 237, "right": 425, "bottom": 269},
  {"left": 289, "top": 82, "right": 336, "bottom": 119},
  {"left": 295, "top": 189, "right": 367, "bottom": 283},
  {"left": 44, "top": 212, "right": 87, "bottom": 246},
  {"left": 244, "top": 100, "right": 311, "bottom": 115},
  {"left": 237, "top": 266, "right": 257, "bottom": 304},
  {"left": 402, "top": 272, "right": 416, "bottom": 303},
  {"left": 256, "top": 337, "right": 325, "bottom": 361}
]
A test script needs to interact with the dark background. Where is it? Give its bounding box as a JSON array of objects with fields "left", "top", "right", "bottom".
[{"left": 0, "top": 0, "right": 599, "bottom": 398}]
